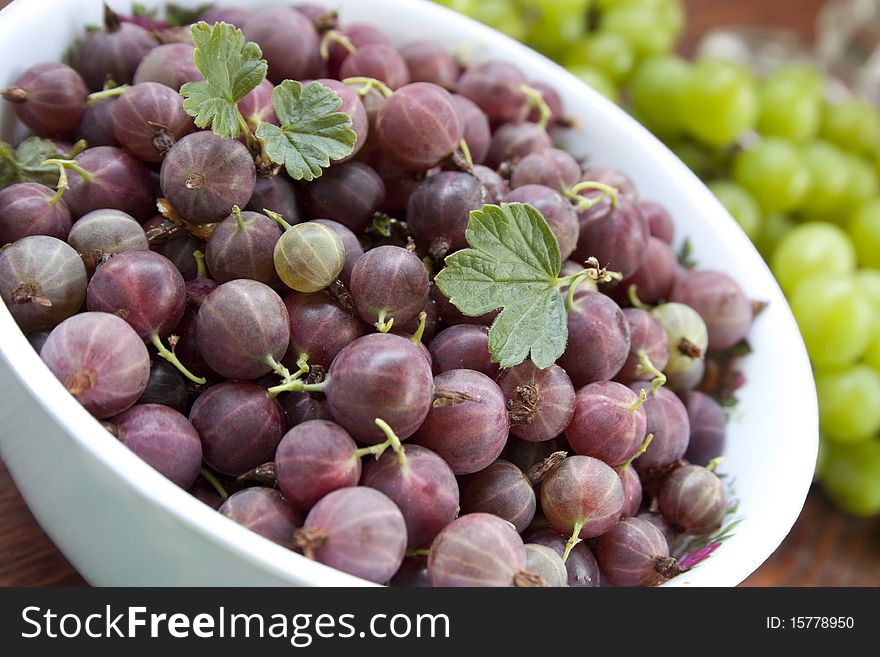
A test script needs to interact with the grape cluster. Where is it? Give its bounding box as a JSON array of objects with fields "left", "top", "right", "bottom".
[
  {"left": 439, "top": 0, "right": 880, "bottom": 517},
  {"left": 0, "top": 3, "right": 755, "bottom": 585}
]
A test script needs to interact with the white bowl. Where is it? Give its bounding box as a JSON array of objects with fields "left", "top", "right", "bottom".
[{"left": 0, "top": 0, "right": 817, "bottom": 587}]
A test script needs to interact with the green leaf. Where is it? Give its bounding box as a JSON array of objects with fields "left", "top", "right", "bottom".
[
  {"left": 0, "top": 137, "right": 66, "bottom": 189},
  {"left": 434, "top": 203, "right": 566, "bottom": 369},
  {"left": 165, "top": 3, "right": 214, "bottom": 27},
  {"left": 132, "top": 3, "right": 156, "bottom": 18},
  {"left": 180, "top": 21, "right": 267, "bottom": 138},
  {"left": 15, "top": 137, "right": 60, "bottom": 170},
  {"left": 255, "top": 80, "right": 356, "bottom": 182}
]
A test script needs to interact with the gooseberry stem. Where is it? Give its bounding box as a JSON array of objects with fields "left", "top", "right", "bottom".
[
  {"left": 620, "top": 433, "right": 654, "bottom": 470},
  {"left": 264, "top": 208, "right": 293, "bottom": 232},
  {"left": 319, "top": 29, "right": 356, "bottom": 60},
  {"left": 66, "top": 139, "right": 88, "bottom": 159},
  {"left": 557, "top": 257, "right": 623, "bottom": 308},
  {"left": 267, "top": 375, "right": 328, "bottom": 396},
  {"left": 562, "top": 519, "right": 585, "bottom": 563},
  {"left": 192, "top": 249, "right": 208, "bottom": 279},
  {"left": 86, "top": 84, "right": 129, "bottom": 105},
  {"left": 150, "top": 333, "right": 207, "bottom": 385},
  {"left": 706, "top": 456, "right": 725, "bottom": 472},
  {"left": 354, "top": 418, "right": 407, "bottom": 466},
  {"left": 235, "top": 109, "right": 259, "bottom": 152},
  {"left": 458, "top": 138, "right": 474, "bottom": 170},
  {"left": 41, "top": 158, "right": 93, "bottom": 205},
  {"left": 564, "top": 180, "right": 619, "bottom": 212},
  {"left": 199, "top": 467, "right": 229, "bottom": 501},
  {"left": 231, "top": 204, "right": 245, "bottom": 230},
  {"left": 410, "top": 311, "right": 427, "bottom": 344},
  {"left": 565, "top": 273, "right": 588, "bottom": 311},
  {"left": 635, "top": 349, "right": 666, "bottom": 396},
  {"left": 629, "top": 387, "right": 648, "bottom": 412},
  {"left": 628, "top": 284, "right": 650, "bottom": 310},
  {"left": 518, "top": 84, "right": 551, "bottom": 131},
  {"left": 342, "top": 76, "right": 393, "bottom": 98},
  {"left": 375, "top": 309, "right": 394, "bottom": 333}
]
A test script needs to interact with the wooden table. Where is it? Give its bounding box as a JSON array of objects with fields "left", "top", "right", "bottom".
[{"left": 1, "top": 0, "right": 878, "bottom": 587}]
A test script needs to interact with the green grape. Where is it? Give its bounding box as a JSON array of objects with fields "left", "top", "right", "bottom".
[
  {"left": 682, "top": 58, "right": 758, "bottom": 147},
  {"left": 864, "top": 334, "right": 880, "bottom": 372},
  {"left": 732, "top": 138, "right": 811, "bottom": 214},
  {"left": 755, "top": 65, "right": 823, "bottom": 143},
  {"left": 815, "top": 365, "right": 880, "bottom": 443},
  {"left": 756, "top": 212, "right": 796, "bottom": 260},
  {"left": 789, "top": 274, "right": 874, "bottom": 367},
  {"left": 600, "top": 4, "right": 679, "bottom": 60},
  {"left": 707, "top": 180, "right": 762, "bottom": 239},
  {"left": 799, "top": 141, "right": 854, "bottom": 220},
  {"left": 771, "top": 222, "right": 855, "bottom": 294},
  {"left": 446, "top": 0, "right": 530, "bottom": 42},
  {"left": 274, "top": 221, "right": 345, "bottom": 293},
  {"left": 848, "top": 198, "right": 880, "bottom": 268},
  {"left": 564, "top": 33, "right": 634, "bottom": 84},
  {"left": 857, "top": 269, "right": 880, "bottom": 372},
  {"left": 524, "top": 0, "right": 590, "bottom": 58},
  {"left": 821, "top": 439, "right": 880, "bottom": 516},
  {"left": 814, "top": 435, "right": 829, "bottom": 481},
  {"left": 848, "top": 155, "right": 880, "bottom": 208},
  {"left": 820, "top": 98, "right": 880, "bottom": 157},
  {"left": 567, "top": 65, "right": 619, "bottom": 103},
  {"left": 858, "top": 268, "right": 880, "bottom": 320},
  {"left": 630, "top": 55, "right": 691, "bottom": 138}
]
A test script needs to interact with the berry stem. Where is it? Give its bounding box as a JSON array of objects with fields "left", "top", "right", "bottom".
[
  {"left": 199, "top": 467, "right": 229, "bottom": 501},
  {"left": 267, "top": 375, "right": 328, "bottom": 396},
  {"left": 410, "top": 311, "right": 427, "bottom": 345},
  {"left": 518, "top": 84, "right": 551, "bottom": 131},
  {"left": 375, "top": 309, "right": 394, "bottom": 333},
  {"left": 706, "top": 456, "right": 725, "bottom": 472},
  {"left": 406, "top": 548, "right": 430, "bottom": 558},
  {"left": 565, "top": 180, "right": 619, "bottom": 212},
  {"left": 266, "top": 354, "right": 293, "bottom": 381},
  {"left": 629, "top": 387, "right": 648, "bottom": 412},
  {"left": 458, "top": 138, "right": 474, "bottom": 170},
  {"left": 66, "top": 139, "right": 88, "bottom": 159},
  {"left": 41, "top": 158, "right": 92, "bottom": 205},
  {"left": 0, "top": 86, "right": 27, "bottom": 103},
  {"left": 231, "top": 204, "right": 245, "bottom": 230},
  {"left": 149, "top": 333, "right": 207, "bottom": 385},
  {"left": 264, "top": 208, "right": 293, "bottom": 232},
  {"left": 354, "top": 418, "right": 407, "bottom": 466},
  {"left": 565, "top": 273, "right": 588, "bottom": 311},
  {"left": 319, "top": 29, "right": 356, "bottom": 60},
  {"left": 636, "top": 349, "right": 667, "bottom": 396},
  {"left": 557, "top": 257, "right": 622, "bottom": 303},
  {"left": 235, "top": 108, "right": 260, "bottom": 152},
  {"left": 620, "top": 433, "right": 654, "bottom": 470},
  {"left": 342, "top": 76, "right": 393, "bottom": 98},
  {"left": 562, "top": 519, "right": 585, "bottom": 563},
  {"left": 86, "top": 84, "right": 128, "bottom": 106},
  {"left": 192, "top": 249, "right": 208, "bottom": 280},
  {"left": 628, "top": 284, "right": 651, "bottom": 310}
]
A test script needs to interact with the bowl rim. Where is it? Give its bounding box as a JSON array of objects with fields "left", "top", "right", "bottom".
[{"left": 0, "top": 0, "right": 818, "bottom": 587}]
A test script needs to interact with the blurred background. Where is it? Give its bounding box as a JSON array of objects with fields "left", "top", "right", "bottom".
[{"left": 0, "top": 0, "right": 878, "bottom": 586}]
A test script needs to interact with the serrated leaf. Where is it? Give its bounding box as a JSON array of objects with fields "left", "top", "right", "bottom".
[
  {"left": 180, "top": 21, "right": 267, "bottom": 138},
  {"left": 255, "top": 80, "right": 356, "bottom": 182},
  {"left": 488, "top": 291, "right": 567, "bottom": 369},
  {"left": 435, "top": 202, "right": 567, "bottom": 369},
  {"left": 15, "top": 137, "right": 60, "bottom": 170}
]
